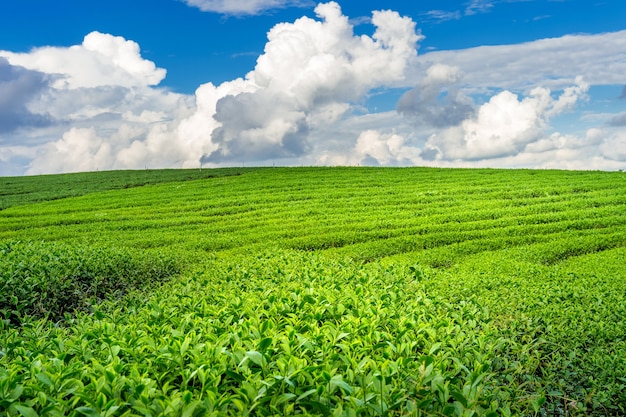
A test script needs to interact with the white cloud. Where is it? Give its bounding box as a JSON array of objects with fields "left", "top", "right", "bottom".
[
  {"left": 423, "top": 10, "right": 461, "bottom": 23},
  {"left": 0, "top": 3, "right": 423, "bottom": 174},
  {"left": 600, "top": 130, "right": 626, "bottom": 162},
  {"left": 421, "top": 78, "right": 590, "bottom": 161},
  {"left": 0, "top": 31, "right": 193, "bottom": 174},
  {"left": 398, "top": 63, "right": 475, "bottom": 128},
  {"left": 353, "top": 130, "right": 415, "bottom": 166},
  {"left": 196, "top": 1, "right": 422, "bottom": 164},
  {"left": 464, "top": 0, "right": 494, "bottom": 16},
  {"left": 0, "top": 57, "right": 52, "bottom": 135},
  {"left": 414, "top": 30, "right": 626, "bottom": 91},
  {"left": 28, "top": 127, "right": 113, "bottom": 174},
  {"left": 607, "top": 112, "right": 626, "bottom": 127},
  {"left": 1, "top": 3, "right": 626, "bottom": 175},
  {"left": 1, "top": 32, "right": 166, "bottom": 89},
  {"left": 183, "top": 0, "right": 309, "bottom": 15}
]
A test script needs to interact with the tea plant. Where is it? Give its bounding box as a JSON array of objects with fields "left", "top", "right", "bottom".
[
  {"left": 0, "top": 240, "right": 181, "bottom": 325},
  {"left": 0, "top": 168, "right": 252, "bottom": 210},
  {"left": 0, "top": 167, "right": 625, "bottom": 416}
]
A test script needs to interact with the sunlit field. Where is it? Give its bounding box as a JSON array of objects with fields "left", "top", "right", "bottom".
[{"left": 1, "top": 167, "right": 625, "bottom": 416}]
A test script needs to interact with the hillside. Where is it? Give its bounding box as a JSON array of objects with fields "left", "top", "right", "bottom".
[{"left": 1, "top": 167, "right": 625, "bottom": 416}]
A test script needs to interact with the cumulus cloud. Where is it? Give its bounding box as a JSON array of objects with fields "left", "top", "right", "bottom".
[
  {"left": 1, "top": 3, "right": 626, "bottom": 175},
  {"left": 0, "top": 32, "right": 192, "bottom": 174},
  {"left": 353, "top": 130, "right": 414, "bottom": 166},
  {"left": 1, "top": 31, "right": 166, "bottom": 89},
  {"left": 397, "top": 63, "right": 475, "bottom": 128},
  {"left": 460, "top": 128, "right": 626, "bottom": 170},
  {"left": 0, "top": 3, "right": 423, "bottom": 175},
  {"left": 183, "top": 0, "right": 309, "bottom": 15},
  {"left": 421, "top": 78, "right": 589, "bottom": 161},
  {"left": 0, "top": 57, "right": 52, "bottom": 135},
  {"left": 196, "top": 1, "right": 421, "bottom": 164},
  {"left": 600, "top": 130, "right": 626, "bottom": 162},
  {"left": 25, "top": 117, "right": 199, "bottom": 175}
]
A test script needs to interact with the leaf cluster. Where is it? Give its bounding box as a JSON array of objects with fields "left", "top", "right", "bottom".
[
  {"left": 0, "top": 241, "right": 180, "bottom": 325},
  {"left": 0, "top": 167, "right": 625, "bottom": 416}
]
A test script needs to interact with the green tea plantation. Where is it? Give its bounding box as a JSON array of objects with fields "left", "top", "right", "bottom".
[{"left": 1, "top": 167, "right": 625, "bottom": 416}]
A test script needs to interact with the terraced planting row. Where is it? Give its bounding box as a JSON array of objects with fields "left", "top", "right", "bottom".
[{"left": 1, "top": 167, "right": 625, "bottom": 416}]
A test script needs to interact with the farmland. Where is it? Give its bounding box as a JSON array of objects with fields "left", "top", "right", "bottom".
[{"left": 1, "top": 167, "right": 625, "bottom": 416}]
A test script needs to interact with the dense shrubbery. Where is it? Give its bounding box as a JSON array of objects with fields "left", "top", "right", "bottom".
[
  {"left": 0, "top": 167, "right": 625, "bottom": 416},
  {"left": 0, "top": 241, "right": 180, "bottom": 324}
]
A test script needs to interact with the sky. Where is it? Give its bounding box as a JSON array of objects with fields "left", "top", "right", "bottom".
[{"left": 1, "top": 0, "right": 625, "bottom": 175}]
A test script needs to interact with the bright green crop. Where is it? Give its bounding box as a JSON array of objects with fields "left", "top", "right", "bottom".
[{"left": 1, "top": 167, "right": 625, "bottom": 416}]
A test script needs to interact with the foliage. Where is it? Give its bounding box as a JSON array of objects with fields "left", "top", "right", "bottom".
[
  {"left": 0, "top": 167, "right": 625, "bottom": 416},
  {"left": 0, "top": 168, "right": 253, "bottom": 210},
  {"left": 0, "top": 241, "right": 181, "bottom": 325}
]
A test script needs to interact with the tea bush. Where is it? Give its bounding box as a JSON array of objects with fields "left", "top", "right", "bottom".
[
  {"left": 1, "top": 167, "right": 625, "bottom": 416},
  {"left": 0, "top": 241, "right": 181, "bottom": 325}
]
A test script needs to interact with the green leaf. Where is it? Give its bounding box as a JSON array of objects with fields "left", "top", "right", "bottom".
[
  {"left": 182, "top": 400, "right": 201, "bottom": 417},
  {"left": 450, "top": 388, "right": 468, "bottom": 408},
  {"left": 75, "top": 407, "right": 100, "bottom": 417},
  {"left": 14, "top": 405, "right": 38, "bottom": 417},
  {"left": 245, "top": 350, "right": 265, "bottom": 367},
  {"left": 230, "top": 398, "right": 246, "bottom": 412},
  {"left": 180, "top": 337, "right": 190, "bottom": 357},
  {"left": 336, "top": 332, "right": 350, "bottom": 342},
  {"left": 258, "top": 337, "right": 273, "bottom": 352},
  {"left": 296, "top": 389, "right": 317, "bottom": 402},
  {"left": 428, "top": 343, "right": 442, "bottom": 355},
  {"left": 110, "top": 345, "right": 120, "bottom": 357},
  {"left": 442, "top": 404, "right": 456, "bottom": 416},
  {"left": 35, "top": 373, "right": 54, "bottom": 387},
  {"left": 183, "top": 390, "right": 193, "bottom": 404},
  {"left": 225, "top": 370, "right": 244, "bottom": 382},
  {"left": 530, "top": 396, "right": 546, "bottom": 412},
  {"left": 9, "top": 385, "right": 24, "bottom": 401},
  {"left": 102, "top": 406, "right": 121, "bottom": 417},
  {"left": 274, "top": 393, "right": 297, "bottom": 405},
  {"left": 330, "top": 375, "right": 353, "bottom": 394}
]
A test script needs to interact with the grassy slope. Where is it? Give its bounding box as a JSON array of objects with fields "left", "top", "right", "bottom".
[
  {"left": 1, "top": 167, "right": 625, "bottom": 416},
  {"left": 0, "top": 168, "right": 255, "bottom": 210}
]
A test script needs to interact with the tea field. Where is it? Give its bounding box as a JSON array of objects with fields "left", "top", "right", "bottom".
[{"left": 1, "top": 167, "right": 625, "bottom": 416}]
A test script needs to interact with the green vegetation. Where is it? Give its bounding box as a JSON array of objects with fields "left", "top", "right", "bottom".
[
  {"left": 0, "top": 168, "right": 251, "bottom": 210},
  {"left": 0, "top": 241, "right": 180, "bottom": 325},
  {"left": 1, "top": 167, "right": 625, "bottom": 416}
]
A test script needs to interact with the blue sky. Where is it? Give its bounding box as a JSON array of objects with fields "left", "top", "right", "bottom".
[{"left": 1, "top": 0, "right": 625, "bottom": 174}]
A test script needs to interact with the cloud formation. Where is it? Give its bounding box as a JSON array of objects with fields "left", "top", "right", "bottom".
[
  {"left": 196, "top": 1, "right": 421, "bottom": 164},
  {"left": 0, "top": 31, "right": 192, "bottom": 174},
  {"left": 600, "top": 130, "right": 626, "bottom": 162},
  {"left": 2, "top": 32, "right": 166, "bottom": 89},
  {"left": 608, "top": 112, "right": 626, "bottom": 127},
  {"left": 0, "top": 3, "right": 625, "bottom": 175},
  {"left": 0, "top": 58, "right": 52, "bottom": 135},
  {"left": 421, "top": 78, "right": 589, "bottom": 161},
  {"left": 397, "top": 64, "right": 474, "bottom": 128},
  {"left": 423, "top": 0, "right": 494, "bottom": 23},
  {"left": 353, "top": 130, "right": 416, "bottom": 166},
  {"left": 464, "top": 0, "right": 494, "bottom": 16},
  {"left": 183, "top": 0, "right": 309, "bottom": 15},
  {"left": 414, "top": 30, "right": 626, "bottom": 90},
  {"left": 0, "top": 3, "right": 423, "bottom": 174}
]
